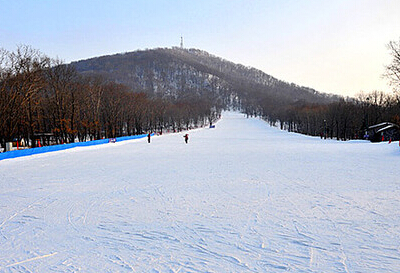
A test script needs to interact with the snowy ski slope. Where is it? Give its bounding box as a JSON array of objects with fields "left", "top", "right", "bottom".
[{"left": 0, "top": 111, "right": 399, "bottom": 272}]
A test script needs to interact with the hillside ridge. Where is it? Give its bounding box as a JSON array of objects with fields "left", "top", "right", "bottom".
[{"left": 71, "top": 47, "right": 339, "bottom": 105}]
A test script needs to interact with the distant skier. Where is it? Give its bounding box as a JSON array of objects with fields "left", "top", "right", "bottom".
[
  {"left": 147, "top": 133, "right": 151, "bottom": 143},
  {"left": 183, "top": 134, "right": 189, "bottom": 144}
]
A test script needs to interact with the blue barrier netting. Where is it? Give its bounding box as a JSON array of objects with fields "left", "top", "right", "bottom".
[{"left": 0, "top": 134, "right": 148, "bottom": 161}]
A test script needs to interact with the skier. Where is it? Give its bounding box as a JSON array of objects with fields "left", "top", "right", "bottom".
[
  {"left": 183, "top": 134, "right": 189, "bottom": 144},
  {"left": 147, "top": 133, "right": 151, "bottom": 143}
]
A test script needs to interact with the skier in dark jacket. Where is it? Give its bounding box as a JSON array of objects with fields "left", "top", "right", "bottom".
[
  {"left": 147, "top": 133, "right": 151, "bottom": 143},
  {"left": 183, "top": 134, "right": 189, "bottom": 144}
]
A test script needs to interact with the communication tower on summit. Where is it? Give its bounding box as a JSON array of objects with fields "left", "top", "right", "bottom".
[{"left": 180, "top": 36, "right": 184, "bottom": 49}]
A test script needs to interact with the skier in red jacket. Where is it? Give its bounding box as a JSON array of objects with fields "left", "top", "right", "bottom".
[{"left": 183, "top": 134, "right": 189, "bottom": 144}]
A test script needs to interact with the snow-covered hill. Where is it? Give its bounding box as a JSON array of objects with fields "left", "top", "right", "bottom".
[
  {"left": 0, "top": 112, "right": 399, "bottom": 272},
  {"left": 72, "top": 48, "right": 338, "bottom": 104}
]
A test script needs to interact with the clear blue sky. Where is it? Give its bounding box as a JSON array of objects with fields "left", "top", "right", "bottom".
[{"left": 1, "top": 0, "right": 399, "bottom": 96}]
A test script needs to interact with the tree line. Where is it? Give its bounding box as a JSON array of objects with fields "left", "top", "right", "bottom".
[
  {"left": 265, "top": 91, "right": 399, "bottom": 140},
  {"left": 240, "top": 82, "right": 400, "bottom": 141},
  {"left": 1, "top": 39, "right": 399, "bottom": 150},
  {"left": 0, "top": 45, "right": 220, "bottom": 150},
  {"left": 241, "top": 38, "right": 400, "bottom": 141}
]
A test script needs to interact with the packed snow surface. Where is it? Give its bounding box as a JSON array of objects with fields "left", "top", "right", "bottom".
[{"left": 0, "top": 112, "right": 400, "bottom": 272}]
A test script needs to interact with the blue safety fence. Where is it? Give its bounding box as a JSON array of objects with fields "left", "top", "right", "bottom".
[{"left": 0, "top": 133, "right": 148, "bottom": 161}]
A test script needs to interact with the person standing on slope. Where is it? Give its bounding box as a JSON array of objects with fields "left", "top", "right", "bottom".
[
  {"left": 147, "top": 133, "right": 151, "bottom": 143},
  {"left": 183, "top": 134, "right": 189, "bottom": 144}
]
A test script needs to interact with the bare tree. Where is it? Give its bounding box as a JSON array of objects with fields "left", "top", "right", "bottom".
[
  {"left": 44, "top": 59, "right": 78, "bottom": 143},
  {"left": 0, "top": 45, "right": 49, "bottom": 147},
  {"left": 385, "top": 39, "right": 400, "bottom": 92}
]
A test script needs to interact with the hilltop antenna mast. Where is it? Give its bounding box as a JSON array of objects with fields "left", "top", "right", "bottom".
[{"left": 180, "top": 35, "right": 184, "bottom": 49}]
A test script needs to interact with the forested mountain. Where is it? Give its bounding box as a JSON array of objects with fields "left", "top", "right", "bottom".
[
  {"left": 2, "top": 45, "right": 398, "bottom": 150},
  {"left": 72, "top": 47, "right": 339, "bottom": 107},
  {"left": 71, "top": 47, "right": 400, "bottom": 141}
]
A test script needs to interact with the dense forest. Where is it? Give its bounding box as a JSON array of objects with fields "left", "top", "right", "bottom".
[
  {"left": 0, "top": 46, "right": 221, "bottom": 150},
  {"left": 1, "top": 40, "right": 400, "bottom": 151},
  {"left": 73, "top": 47, "right": 340, "bottom": 105},
  {"left": 73, "top": 45, "right": 400, "bottom": 141}
]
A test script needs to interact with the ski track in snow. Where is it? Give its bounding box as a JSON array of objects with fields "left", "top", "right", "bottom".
[{"left": 1, "top": 111, "right": 400, "bottom": 272}]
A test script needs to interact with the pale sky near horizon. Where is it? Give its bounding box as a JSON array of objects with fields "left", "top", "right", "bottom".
[{"left": 1, "top": 0, "right": 399, "bottom": 97}]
